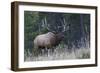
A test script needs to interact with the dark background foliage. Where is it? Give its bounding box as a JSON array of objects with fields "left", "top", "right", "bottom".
[{"left": 24, "top": 11, "right": 90, "bottom": 53}]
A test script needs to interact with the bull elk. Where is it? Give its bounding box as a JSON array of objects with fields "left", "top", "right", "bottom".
[
  {"left": 33, "top": 17, "right": 69, "bottom": 55},
  {"left": 34, "top": 32, "right": 64, "bottom": 49}
]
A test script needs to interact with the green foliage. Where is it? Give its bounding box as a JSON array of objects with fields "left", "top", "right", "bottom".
[{"left": 24, "top": 11, "right": 40, "bottom": 51}]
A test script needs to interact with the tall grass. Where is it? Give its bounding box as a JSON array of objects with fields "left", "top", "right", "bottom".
[{"left": 24, "top": 40, "right": 90, "bottom": 61}]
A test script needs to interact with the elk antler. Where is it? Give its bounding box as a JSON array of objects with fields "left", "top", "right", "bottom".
[
  {"left": 60, "top": 18, "right": 69, "bottom": 33},
  {"left": 42, "top": 16, "right": 50, "bottom": 31}
]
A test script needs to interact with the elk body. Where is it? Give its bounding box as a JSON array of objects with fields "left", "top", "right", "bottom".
[{"left": 34, "top": 32, "right": 63, "bottom": 49}]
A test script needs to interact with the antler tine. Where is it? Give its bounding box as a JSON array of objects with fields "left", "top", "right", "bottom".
[
  {"left": 63, "top": 18, "right": 66, "bottom": 32},
  {"left": 63, "top": 18, "right": 70, "bottom": 32},
  {"left": 44, "top": 16, "right": 50, "bottom": 31},
  {"left": 61, "top": 18, "right": 66, "bottom": 32}
]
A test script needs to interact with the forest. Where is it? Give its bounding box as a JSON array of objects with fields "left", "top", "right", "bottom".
[{"left": 24, "top": 11, "right": 90, "bottom": 61}]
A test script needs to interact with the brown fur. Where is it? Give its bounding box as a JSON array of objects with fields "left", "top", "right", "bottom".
[{"left": 34, "top": 32, "right": 63, "bottom": 49}]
